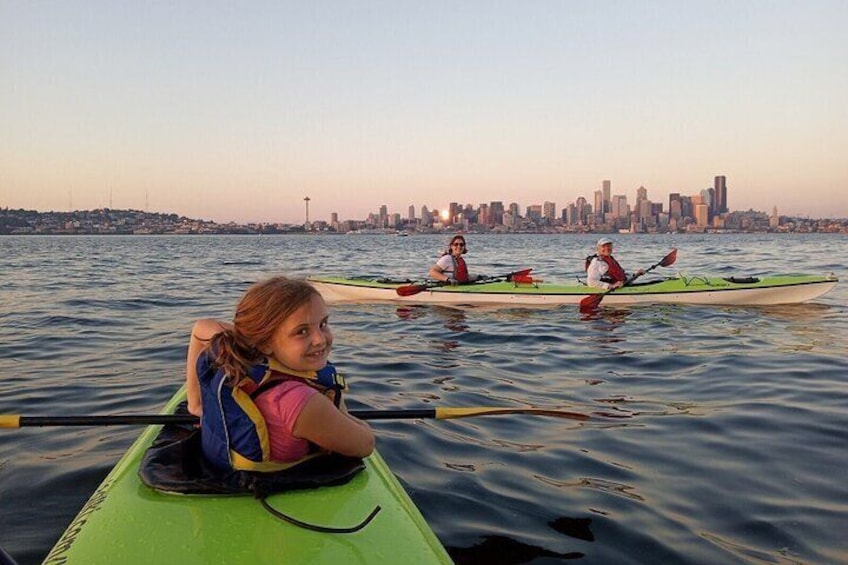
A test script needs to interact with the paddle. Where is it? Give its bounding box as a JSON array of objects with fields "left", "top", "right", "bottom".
[
  {"left": 0, "top": 405, "right": 588, "bottom": 428},
  {"left": 579, "top": 248, "right": 678, "bottom": 312},
  {"left": 395, "top": 280, "right": 447, "bottom": 296},
  {"left": 396, "top": 268, "right": 533, "bottom": 297}
]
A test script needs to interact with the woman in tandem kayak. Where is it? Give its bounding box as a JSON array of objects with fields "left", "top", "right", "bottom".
[
  {"left": 184, "top": 277, "right": 374, "bottom": 471},
  {"left": 428, "top": 234, "right": 485, "bottom": 285},
  {"left": 585, "top": 237, "right": 645, "bottom": 290}
]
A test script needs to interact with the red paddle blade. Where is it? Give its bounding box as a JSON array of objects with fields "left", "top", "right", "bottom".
[
  {"left": 396, "top": 284, "right": 428, "bottom": 296},
  {"left": 506, "top": 268, "right": 533, "bottom": 281},
  {"left": 660, "top": 248, "right": 678, "bottom": 268},
  {"left": 579, "top": 293, "right": 605, "bottom": 312}
]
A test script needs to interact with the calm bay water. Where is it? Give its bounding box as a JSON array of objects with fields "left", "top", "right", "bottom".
[{"left": 1, "top": 233, "right": 846, "bottom": 564}]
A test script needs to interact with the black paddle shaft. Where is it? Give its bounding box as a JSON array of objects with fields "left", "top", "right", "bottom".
[
  {"left": 17, "top": 415, "right": 198, "bottom": 427},
  {"left": 12, "top": 410, "right": 439, "bottom": 427}
]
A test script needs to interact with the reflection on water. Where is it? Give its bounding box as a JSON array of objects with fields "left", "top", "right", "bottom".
[
  {"left": 396, "top": 306, "right": 470, "bottom": 351},
  {"left": 549, "top": 516, "right": 595, "bottom": 542},
  {"left": 448, "top": 534, "right": 584, "bottom": 563},
  {"left": 432, "top": 307, "right": 470, "bottom": 333},
  {"left": 397, "top": 305, "right": 470, "bottom": 333},
  {"left": 395, "top": 305, "right": 425, "bottom": 321},
  {"left": 579, "top": 307, "right": 633, "bottom": 337}
]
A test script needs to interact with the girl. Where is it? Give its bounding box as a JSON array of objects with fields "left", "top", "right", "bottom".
[{"left": 185, "top": 277, "right": 374, "bottom": 471}]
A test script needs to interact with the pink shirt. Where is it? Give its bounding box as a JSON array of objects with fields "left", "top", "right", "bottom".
[{"left": 252, "top": 381, "right": 319, "bottom": 462}]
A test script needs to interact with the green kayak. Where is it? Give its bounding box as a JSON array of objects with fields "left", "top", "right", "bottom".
[
  {"left": 308, "top": 273, "right": 838, "bottom": 307},
  {"left": 42, "top": 388, "right": 451, "bottom": 565}
]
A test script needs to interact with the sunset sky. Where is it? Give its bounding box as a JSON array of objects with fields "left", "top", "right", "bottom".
[{"left": 2, "top": 1, "right": 846, "bottom": 224}]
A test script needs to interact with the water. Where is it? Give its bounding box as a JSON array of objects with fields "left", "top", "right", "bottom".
[{"left": 1, "top": 233, "right": 846, "bottom": 564}]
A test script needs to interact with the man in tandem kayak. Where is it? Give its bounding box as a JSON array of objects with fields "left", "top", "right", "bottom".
[
  {"left": 585, "top": 237, "right": 646, "bottom": 290},
  {"left": 428, "top": 234, "right": 485, "bottom": 285},
  {"left": 184, "top": 277, "right": 374, "bottom": 472}
]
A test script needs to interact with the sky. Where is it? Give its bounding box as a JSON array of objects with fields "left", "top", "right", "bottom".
[{"left": 2, "top": 1, "right": 847, "bottom": 224}]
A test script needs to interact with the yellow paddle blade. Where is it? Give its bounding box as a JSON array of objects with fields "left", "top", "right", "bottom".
[
  {"left": 0, "top": 415, "right": 21, "bottom": 428},
  {"left": 434, "top": 407, "right": 589, "bottom": 421}
]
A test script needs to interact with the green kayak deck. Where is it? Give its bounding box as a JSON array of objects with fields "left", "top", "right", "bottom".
[{"left": 44, "top": 389, "right": 451, "bottom": 564}]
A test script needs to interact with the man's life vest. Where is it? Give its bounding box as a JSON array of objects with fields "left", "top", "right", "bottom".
[
  {"left": 198, "top": 352, "right": 346, "bottom": 473},
  {"left": 585, "top": 254, "right": 627, "bottom": 284},
  {"left": 453, "top": 255, "right": 470, "bottom": 282}
]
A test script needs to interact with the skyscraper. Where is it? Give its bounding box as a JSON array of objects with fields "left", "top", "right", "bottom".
[
  {"left": 525, "top": 204, "right": 542, "bottom": 223},
  {"left": 611, "top": 194, "right": 629, "bottom": 218},
  {"left": 594, "top": 190, "right": 604, "bottom": 221},
  {"left": 379, "top": 204, "right": 388, "bottom": 228},
  {"left": 448, "top": 202, "right": 462, "bottom": 225},
  {"left": 575, "top": 197, "right": 588, "bottom": 225},
  {"left": 490, "top": 201, "right": 505, "bottom": 225},
  {"left": 636, "top": 185, "right": 648, "bottom": 204},
  {"left": 668, "top": 193, "right": 682, "bottom": 220},
  {"left": 602, "top": 180, "right": 611, "bottom": 214},
  {"left": 714, "top": 175, "right": 728, "bottom": 214},
  {"left": 478, "top": 203, "right": 490, "bottom": 225},
  {"left": 543, "top": 201, "right": 557, "bottom": 220}
]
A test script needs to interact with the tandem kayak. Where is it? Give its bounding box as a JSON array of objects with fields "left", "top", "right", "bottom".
[
  {"left": 42, "top": 388, "right": 451, "bottom": 565},
  {"left": 308, "top": 273, "right": 838, "bottom": 307}
]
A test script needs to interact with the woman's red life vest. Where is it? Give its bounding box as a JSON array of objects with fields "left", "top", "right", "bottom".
[{"left": 453, "top": 256, "right": 470, "bottom": 282}]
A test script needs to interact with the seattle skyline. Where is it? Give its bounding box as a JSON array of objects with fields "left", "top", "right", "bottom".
[
  {"left": 3, "top": 2, "right": 847, "bottom": 223},
  {"left": 5, "top": 172, "right": 844, "bottom": 226}
]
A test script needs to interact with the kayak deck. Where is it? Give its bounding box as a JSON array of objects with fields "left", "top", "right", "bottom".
[
  {"left": 308, "top": 274, "right": 838, "bottom": 307},
  {"left": 44, "top": 390, "right": 451, "bottom": 565}
]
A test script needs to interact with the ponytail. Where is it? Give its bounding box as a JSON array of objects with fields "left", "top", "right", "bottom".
[{"left": 209, "top": 329, "right": 260, "bottom": 385}]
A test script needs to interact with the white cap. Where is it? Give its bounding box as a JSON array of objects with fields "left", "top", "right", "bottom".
[{"left": 597, "top": 237, "right": 614, "bottom": 246}]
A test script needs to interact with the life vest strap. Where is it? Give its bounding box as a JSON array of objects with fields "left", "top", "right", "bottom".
[
  {"left": 251, "top": 371, "right": 345, "bottom": 408},
  {"left": 230, "top": 448, "right": 326, "bottom": 472}
]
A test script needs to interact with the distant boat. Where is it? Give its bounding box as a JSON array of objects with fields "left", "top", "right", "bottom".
[{"left": 395, "top": 231, "right": 409, "bottom": 237}]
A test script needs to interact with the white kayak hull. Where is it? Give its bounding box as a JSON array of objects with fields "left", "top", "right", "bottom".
[{"left": 308, "top": 274, "right": 838, "bottom": 307}]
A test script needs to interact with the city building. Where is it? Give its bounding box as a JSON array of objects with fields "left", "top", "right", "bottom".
[{"left": 715, "top": 175, "right": 728, "bottom": 214}]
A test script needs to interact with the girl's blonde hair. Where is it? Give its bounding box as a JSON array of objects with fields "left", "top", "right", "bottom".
[{"left": 209, "top": 277, "right": 321, "bottom": 384}]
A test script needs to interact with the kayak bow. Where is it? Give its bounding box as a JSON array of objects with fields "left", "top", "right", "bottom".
[{"left": 42, "top": 388, "right": 452, "bottom": 565}]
